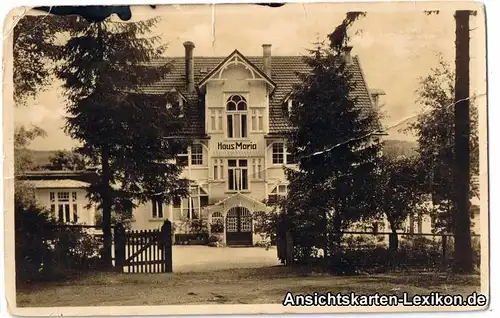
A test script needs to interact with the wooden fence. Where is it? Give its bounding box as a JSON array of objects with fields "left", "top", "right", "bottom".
[
  {"left": 114, "top": 220, "right": 173, "bottom": 273},
  {"left": 277, "top": 228, "right": 480, "bottom": 268}
]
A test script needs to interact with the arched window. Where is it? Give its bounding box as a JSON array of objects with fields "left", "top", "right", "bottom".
[
  {"left": 212, "top": 212, "right": 223, "bottom": 225},
  {"left": 226, "top": 95, "right": 248, "bottom": 138}
]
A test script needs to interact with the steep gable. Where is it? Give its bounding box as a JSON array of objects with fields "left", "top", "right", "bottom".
[{"left": 141, "top": 54, "right": 380, "bottom": 136}]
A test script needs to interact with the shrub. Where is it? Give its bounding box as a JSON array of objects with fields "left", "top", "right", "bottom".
[
  {"left": 471, "top": 236, "right": 481, "bottom": 268},
  {"left": 398, "top": 235, "right": 442, "bottom": 268},
  {"left": 210, "top": 221, "right": 224, "bottom": 234},
  {"left": 15, "top": 200, "right": 55, "bottom": 282},
  {"left": 15, "top": 200, "right": 102, "bottom": 282}
]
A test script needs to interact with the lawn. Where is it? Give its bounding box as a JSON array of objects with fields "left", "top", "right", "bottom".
[{"left": 17, "top": 266, "right": 481, "bottom": 307}]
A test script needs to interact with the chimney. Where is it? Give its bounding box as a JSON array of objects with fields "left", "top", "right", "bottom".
[
  {"left": 343, "top": 46, "right": 353, "bottom": 65},
  {"left": 183, "top": 41, "right": 195, "bottom": 93},
  {"left": 369, "top": 89, "right": 386, "bottom": 109},
  {"left": 262, "top": 44, "right": 272, "bottom": 77}
]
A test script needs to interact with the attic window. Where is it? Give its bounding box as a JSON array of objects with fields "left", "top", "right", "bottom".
[
  {"left": 166, "top": 93, "right": 185, "bottom": 118},
  {"left": 287, "top": 99, "right": 293, "bottom": 114},
  {"left": 200, "top": 67, "right": 208, "bottom": 74}
]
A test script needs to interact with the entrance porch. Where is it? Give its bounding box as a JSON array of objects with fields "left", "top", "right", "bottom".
[{"left": 206, "top": 192, "right": 270, "bottom": 246}]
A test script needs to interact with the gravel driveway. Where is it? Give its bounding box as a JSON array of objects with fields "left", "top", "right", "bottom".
[{"left": 172, "top": 245, "right": 280, "bottom": 272}]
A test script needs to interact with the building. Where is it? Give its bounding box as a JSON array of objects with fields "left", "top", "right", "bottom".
[
  {"left": 20, "top": 170, "right": 98, "bottom": 225},
  {"left": 129, "top": 42, "right": 383, "bottom": 245}
]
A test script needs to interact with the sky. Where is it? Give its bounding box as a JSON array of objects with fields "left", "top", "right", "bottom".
[{"left": 14, "top": 2, "right": 487, "bottom": 150}]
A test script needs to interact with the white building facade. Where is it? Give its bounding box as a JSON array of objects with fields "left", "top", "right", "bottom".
[
  {"left": 22, "top": 43, "right": 479, "bottom": 246},
  {"left": 22, "top": 171, "right": 98, "bottom": 226},
  {"left": 130, "top": 42, "right": 383, "bottom": 245}
]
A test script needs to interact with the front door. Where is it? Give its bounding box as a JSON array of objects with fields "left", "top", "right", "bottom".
[{"left": 226, "top": 207, "right": 252, "bottom": 246}]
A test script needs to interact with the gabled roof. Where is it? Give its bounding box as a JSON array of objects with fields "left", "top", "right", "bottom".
[
  {"left": 21, "top": 170, "right": 97, "bottom": 181},
  {"left": 198, "top": 50, "right": 276, "bottom": 91},
  {"left": 142, "top": 53, "right": 379, "bottom": 135},
  {"left": 212, "top": 192, "right": 268, "bottom": 209},
  {"left": 25, "top": 179, "right": 90, "bottom": 189}
]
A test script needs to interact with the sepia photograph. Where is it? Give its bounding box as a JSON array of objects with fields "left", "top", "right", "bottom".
[{"left": 2, "top": 1, "right": 489, "bottom": 315}]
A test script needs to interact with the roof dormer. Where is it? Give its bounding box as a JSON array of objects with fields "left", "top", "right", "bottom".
[{"left": 197, "top": 50, "right": 276, "bottom": 94}]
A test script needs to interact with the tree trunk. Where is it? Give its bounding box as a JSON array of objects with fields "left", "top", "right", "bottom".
[
  {"left": 389, "top": 227, "right": 399, "bottom": 252},
  {"left": 389, "top": 227, "right": 399, "bottom": 269},
  {"left": 453, "top": 10, "right": 473, "bottom": 273},
  {"left": 323, "top": 209, "right": 330, "bottom": 257},
  {"left": 101, "top": 145, "right": 113, "bottom": 268},
  {"left": 94, "top": 22, "right": 113, "bottom": 269}
]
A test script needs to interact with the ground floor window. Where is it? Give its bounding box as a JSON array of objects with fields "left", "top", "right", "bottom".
[
  {"left": 210, "top": 212, "right": 224, "bottom": 233},
  {"left": 151, "top": 198, "right": 164, "bottom": 218},
  {"left": 228, "top": 159, "right": 248, "bottom": 191},
  {"left": 173, "top": 186, "right": 209, "bottom": 220},
  {"left": 408, "top": 213, "right": 423, "bottom": 234},
  {"left": 50, "top": 191, "right": 78, "bottom": 223},
  {"left": 268, "top": 184, "right": 288, "bottom": 205}
]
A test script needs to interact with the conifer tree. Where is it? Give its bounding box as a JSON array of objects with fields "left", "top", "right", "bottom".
[
  {"left": 57, "top": 17, "right": 189, "bottom": 267},
  {"left": 284, "top": 31, "right": 381, "bottom": 257}
]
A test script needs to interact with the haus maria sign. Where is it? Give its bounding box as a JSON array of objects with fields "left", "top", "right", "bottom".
[{"left": 218, "top": 141, "right": 257, "bottom": 150}]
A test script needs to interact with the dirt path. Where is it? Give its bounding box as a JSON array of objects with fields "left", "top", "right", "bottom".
[
  {"left": 172, "top": 246, "right": 280, "bottom": 272},
  {"left": 17, "top": 266, "right": 480, "bottom": 307}
]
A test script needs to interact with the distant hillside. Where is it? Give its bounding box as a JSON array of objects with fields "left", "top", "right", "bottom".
[
  {"left": 382, "top": 139, "right": 418, "bottom": 158},
  {"left": 24, "top": 149, "right": 72, "bottom": 169}
]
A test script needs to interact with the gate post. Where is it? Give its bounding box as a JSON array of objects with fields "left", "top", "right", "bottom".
[
  {"left": 161, "top": 219, "right": 173, "bottom": 273},
  {"left": 114, "top": 223, "right": 126, "bottom": 272}
]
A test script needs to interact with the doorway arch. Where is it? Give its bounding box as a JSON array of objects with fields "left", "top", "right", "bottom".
[{"left": 226, "top": 207, "right": 252, "bottom": 246}]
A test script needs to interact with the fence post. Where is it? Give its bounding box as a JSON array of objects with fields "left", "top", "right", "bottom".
[
  {"left": 442, "top": 235, "right": 447, "bottom": 267},
  {"left": 161, "top": 219, "right": 173, "bottom": 273},
  {"left": 114, "top": 223, "right": 126, "bottom": 272}
]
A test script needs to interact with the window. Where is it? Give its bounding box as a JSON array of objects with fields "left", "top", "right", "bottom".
[
  {"left": 172, "top": 197, "right": 182, "bottom": 220},
  {"left": 268, "top": 184, "right": 288, "bottom": 204},
  {"left": 213, "top": 159, "right": 224, "bottom": 180},
  {"left": 226, "top": 95, "right": 247, "bottom": 138},
  {"left": 57, "top": 192, "right": 69, "bottom": 202},
  {"left": 191, "top": 144, "right": 203, "bottom": 165},
  {"left": 178, "top": 186, "right": 209, "bottom": 220},
  {"left": 151, "top": 198, "right": 164, "bottom": 218},
  {"left": 252, "top": 158, "right": 263, "bottom": 179},
  {"left": 287, "top": 98, "right": 293, "bottom": 114},
  {"left": 178, "top": 95, "right": 185, "bottom": 117},
  {"left": 50, "top": 191, "right": 79, "bottom": 223},
  {"left": 228, "top": 159, "right": 248, "bottom": 191},
  {"left": 176, "top": 146, "right": 188, "bottom": 166},
  {"left": 272, "top": 142, "right": 284, "bottom": 164},
  {"left": 212, "top": 212, "right": 223, "bottom": 225},
  {"left": 251, "top": 109, "right": 264, "bottom": 131},
  {"left": 210, "top": 109, "right": 223, "bottom": 132},
  {"left": 272, "top": 142, "right": 297, "bottom": 165},
  {"left": 408, "top": 214, "right": 422, "bottom": 234}
]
